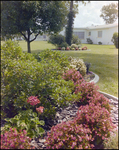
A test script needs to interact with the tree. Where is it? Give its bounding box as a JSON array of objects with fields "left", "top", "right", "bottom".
[
  {"left": 65, "top": 1, "right": 90, "bottom": 46},
  {"left": 1, "top": 1, "right": 69, "bottom": 53},
  {"left": 100, "top": 3, "right": 118, "bottom": 24}
]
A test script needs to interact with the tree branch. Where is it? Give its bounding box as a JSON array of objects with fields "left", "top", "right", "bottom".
[
  {"left": 19, "top": 31, "right": 28, "bottom": 41},
  {"left": 30, "top": 32, "right": 40, "bottom": 42}
]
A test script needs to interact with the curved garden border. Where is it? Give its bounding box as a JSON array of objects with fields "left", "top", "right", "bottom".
[{"left": 89, "top": 71, "right": 118, "bottom": 101}]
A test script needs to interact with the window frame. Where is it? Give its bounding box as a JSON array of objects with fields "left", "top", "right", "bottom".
[{"left": 98, "top": 31, "right": 102, "bottom": 38}]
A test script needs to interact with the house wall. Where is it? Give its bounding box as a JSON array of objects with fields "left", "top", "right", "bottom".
[{"left": 86, "top": 26, "right": 118, "bottom": 45}]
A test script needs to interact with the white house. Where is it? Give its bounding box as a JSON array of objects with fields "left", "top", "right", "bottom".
[{"left": 60, "top": 23, "right": 118, "bottom": 45}]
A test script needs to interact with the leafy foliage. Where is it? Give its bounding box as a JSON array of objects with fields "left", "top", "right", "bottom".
[
  {"left": 1, "top": 40, "right": 79, "bottom": 120},
  {"left": 87, "top": 38, "right": 93, "bottom": 44},
  {"left": 100, "top": 3, "right": 118, "bottom": 24},
  {"left": 2, "top": 109, "right": 45, "bottom": 138}
]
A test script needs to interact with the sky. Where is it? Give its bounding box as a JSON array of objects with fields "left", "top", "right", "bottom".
[{"left": 73, "top": 1, "right": 118, "bottom": 27}]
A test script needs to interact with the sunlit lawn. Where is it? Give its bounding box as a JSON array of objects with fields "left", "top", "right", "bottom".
[{"left": 1, "top": 40, "right": 118, "bottom": 97}]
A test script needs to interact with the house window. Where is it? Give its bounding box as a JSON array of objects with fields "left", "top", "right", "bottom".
[
  {"left": 73, "top": 32, "right": 85, "bottom": 39},
  {"left": 98, "top": 31, "right": 102, "bottom": 37},
  {"left": 89, "top": 31, "right": 91, "bottom": 36}
]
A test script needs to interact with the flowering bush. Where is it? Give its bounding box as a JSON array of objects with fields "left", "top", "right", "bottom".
[
  {"left": 61, "top": 47, "right": 65, "bottom": 50},
  {"left": 36, "top": 106, "right": 44, "bottom": 113},
  {"left": 75, "top": 103, "right": 116, "bottom": 146},
  {"left": 74, "top": 82, "right": 99, "bottom": 105},
  {"left": 68, "top": 56, "right": 86, "bottom": 76},
  {"left": 1, "top": 128, "right": 35, "bottom": 149},
  {"left": 45, "top": 120, "right": 94, "bottom": 149}
]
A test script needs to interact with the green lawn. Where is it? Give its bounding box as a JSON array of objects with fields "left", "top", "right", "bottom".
[{"left": 2, "top": 40, "right": 118, "bottom": 97}]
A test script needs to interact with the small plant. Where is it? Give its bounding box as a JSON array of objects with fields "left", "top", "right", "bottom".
[
  {"left": 98, "top": 41, "right": 102, "bottom": 45},
  {"left": 71, "top": 34, "right": 82, "bottom": 45},
  {"left": 1, "top": 128, "right": 35, "bottom": 149},
  {"left": 45, "top": 120, "right": 94, "bottom": 149},
  {"left": 59, "top": 42, "right": 68, "bottom": 49},
  {"left": 75, "top": 47, "right": 79, "bottom": 50},
  {"left": 82, "top": 46, "right": 87, "bottom": 50},
  {"left": 66, "top": 47, "right": 70, "bottom": 50},
  {"left": 85, "top": 62, "right": 91, "bottom": 74},
  {"left": 61, "top": 47, "right": 65, "bottom": 50},
  {"left": 87, "top": 38, "right": 93, "bottom": 44}
]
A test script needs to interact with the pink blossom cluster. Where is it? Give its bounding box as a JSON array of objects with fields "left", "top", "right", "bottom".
[
  {"left": 1, "top": 128, "right": 35, "bottom": 149},
  {"left": 27, "top": 96, "right": 40, "bottom": 106},
  {"left": 36, "top": 106, "right": 44, "bottom": 113},
  {"left": 63, "top": 69, "right": 84, "bottom": 84},
  {"left": 27, "top": 96, "right": 44, "bottom": 113}
]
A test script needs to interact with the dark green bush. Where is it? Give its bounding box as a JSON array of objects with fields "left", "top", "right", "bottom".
[
  {"left": 111, "top": 32, "right": 118, "bottom": 48},
  {"left": 1, "top": 40, "right": 79, "bottom": 120},
  {"left": 48, "top": 34, "right": 65, "bottom": 47},
  {"left": 87, "top": 38, "right": 93, "bottom": 44}
]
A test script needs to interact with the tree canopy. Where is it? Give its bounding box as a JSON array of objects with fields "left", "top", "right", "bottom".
[
  {"left": 100, "top": 3, "right": 118, "bottom": 24},
  {"left": 1, "top": 1, "right": 69, "bottom": 53}
]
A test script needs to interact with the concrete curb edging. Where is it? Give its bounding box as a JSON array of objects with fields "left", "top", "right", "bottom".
[
  {"left": 99, "top": 90, "right": 118, "bottom": 101},
  {"left": 89, "top": 72, "right": 99, "bottom": 84},
  {"left": 89, "top": 72, "right": 118, "bottom": 101}
]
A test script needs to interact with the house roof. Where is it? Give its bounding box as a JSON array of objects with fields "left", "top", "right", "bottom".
[{"left": 73, "top": 23, "right": 118, "bottom": 30}]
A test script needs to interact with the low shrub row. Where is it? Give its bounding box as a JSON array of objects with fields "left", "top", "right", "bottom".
[
  {"left": 58, "top": 46, "right": 88, "bottom": 51},
  {"left": 45, "top": 69, "right": 116, "bottom": 149}
]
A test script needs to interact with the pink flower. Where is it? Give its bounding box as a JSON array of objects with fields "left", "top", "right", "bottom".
[
  {"left": 27, "top": 96, "right": 40, "bottom": 106},
  {"left": 36, "top": 106, "right": 44, "bottom": 113}
]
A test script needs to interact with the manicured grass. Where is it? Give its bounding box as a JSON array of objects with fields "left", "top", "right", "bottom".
[{"left": 1, "top": 40, "right": 118, "bottom": 97}]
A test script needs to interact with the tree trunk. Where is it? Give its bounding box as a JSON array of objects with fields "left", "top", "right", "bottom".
[
  {"left": 27, "top": 29, "right": 31, "bottom": 53},
  {"left": 27, "top": 40, "right": 31, "bottom": 53}
]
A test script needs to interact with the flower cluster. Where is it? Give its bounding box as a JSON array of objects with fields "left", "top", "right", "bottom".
[
  {"left": 45, "top": 120, "right": 94, "bottom": 149},
  {"left": 36, "top": 106, "right": 44, "bottom": 113},
  {"left": 27, "top": 96, "right": 40, "bottom": 106},
  {"left": 66, "top": 47, "right": 70, "bottom": 50},
  {"left": 75, "top": 47, "right": 79, "bottom": 50},
  {"left": 1, "top": 128, "right": 35, "bottom": 149}
]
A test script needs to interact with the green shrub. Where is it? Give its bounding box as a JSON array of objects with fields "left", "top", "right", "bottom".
[
  {"left": 103, "top": 130, "right": 118, "bottom": 149},
  {"left": 111, "top": 32, "right": 118, "bottom": 48},
  {"left": 98, "top": 41, "right": 102, "bottom": 45},
  {"left": 71, "top": 34, "right": 82, "bottom": 45},
  {"left": 48, "top": 34, "right": 65, "bottom": 47},
  {"left": 2, "top": 109, "right": 45, "bottom": 138},
  {"left": 1, "top": 41, "right": 79, "bottom": 120}
]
